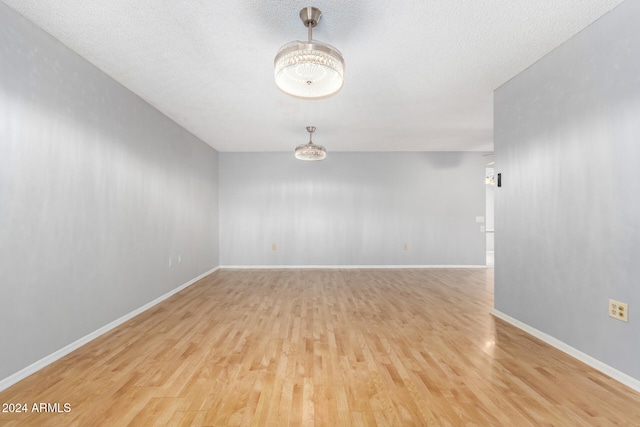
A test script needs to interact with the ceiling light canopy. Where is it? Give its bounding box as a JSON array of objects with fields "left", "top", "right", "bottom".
[
  {"left": 295, "top": 126, "right": 326, "bottom": 161},
  {"left": 275, "top": 7, "right": 345, "bottom": 99}
]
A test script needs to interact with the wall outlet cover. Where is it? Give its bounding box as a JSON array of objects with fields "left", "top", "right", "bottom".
[{"left": 609, "top": 299, "right": 629, "bottom": 322}]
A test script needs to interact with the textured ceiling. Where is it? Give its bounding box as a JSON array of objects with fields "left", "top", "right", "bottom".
[{"left": 2, "top": 0, "right": 625, "bottom": 152}]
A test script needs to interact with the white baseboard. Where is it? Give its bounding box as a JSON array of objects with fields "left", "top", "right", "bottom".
[
  {"left": 0, "top": 266, "right": 219, "bottom": 392},
  {"left": 491, "top": 309, "right": 640, "bottom": 393},
  {"left": 220, "top": 264, "right": 488, "bottom": 269}
]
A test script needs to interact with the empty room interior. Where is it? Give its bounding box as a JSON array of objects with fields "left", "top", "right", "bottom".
[{"left": 1, "top": 0, "right": 639, "bottom": 425}]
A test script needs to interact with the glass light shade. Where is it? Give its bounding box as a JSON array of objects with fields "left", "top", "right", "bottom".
[
  {"left": 275, "top": 41, "right": 344, "bottom": 99},
  {"left": 295, "top": 141, "right": 326, "bottom": 161}
]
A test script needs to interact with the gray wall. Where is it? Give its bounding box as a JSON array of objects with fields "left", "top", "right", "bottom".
[
  {"left": 220, "top": 152, "right": 486, "bottom": 266},
  {"left": 495, "top": 1, "right": 639, "bottom": 380},
  {"left": 0, "top": 4, "right": 219, "bottom": 380}
]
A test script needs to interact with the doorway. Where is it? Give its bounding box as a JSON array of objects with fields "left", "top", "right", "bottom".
[{"left": 486, "top": 167, "right": 495, "bottom": 267}]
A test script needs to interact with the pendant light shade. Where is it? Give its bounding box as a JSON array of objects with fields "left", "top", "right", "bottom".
[
  {"left": 295, "top": 126, "right": 326, "bottom": 161},
  {"left": 275, "top": 7, "right": 345, "bottom": 99}
]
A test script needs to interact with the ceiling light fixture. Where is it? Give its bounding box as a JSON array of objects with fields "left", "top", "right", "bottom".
[
  {"left": 295, "top": 126, "right": 326, "bottom": 161},
  {"left": 275, "top": 6, "right": 345, "bottom": 99}
]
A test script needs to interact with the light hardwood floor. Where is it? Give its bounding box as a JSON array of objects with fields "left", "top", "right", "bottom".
[{"left": 1, "top": 268, "right": 639, "bottom": 426}]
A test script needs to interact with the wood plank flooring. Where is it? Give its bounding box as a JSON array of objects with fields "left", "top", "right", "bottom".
[{"left": 1, "top": 268, "right": 639, "bottom": 426}]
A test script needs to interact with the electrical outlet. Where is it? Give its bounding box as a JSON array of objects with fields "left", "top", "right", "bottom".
[
  {"left": 609, "top": 299, "right": 628, "bottom": 322},
  {"left": 272, "top": 243, "right": 277, "bottom": 251}
]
